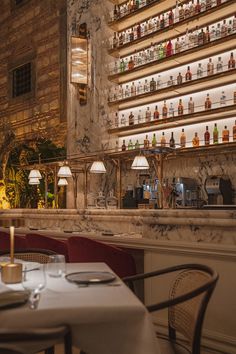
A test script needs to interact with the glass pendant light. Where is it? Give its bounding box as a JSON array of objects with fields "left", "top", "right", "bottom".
[
  {"left": 58, "top": 163, "right": 72, "bottom": 178},
  {"left": 90, "top": 161, "right": 106, "bottom": 173},
  {"left": 57, "top": 178, "right": 68, "bottom": 186},
  {"left": 131, "top": 155, "right": 149, "bottom": 170}
]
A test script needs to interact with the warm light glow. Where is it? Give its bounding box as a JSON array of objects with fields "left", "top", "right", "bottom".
[
  {"left": 90, "top": 161, "right": 106, "bottom": 173},
  {"left": 72, "top": 47, "right": 86, "bottom": 53},
  {"left": 131, "top": 155, "right": 149, "bottom": 170},
  {"left": 29, "top": 178, "right": 40, "bottom": 185},
  {"left": 28, "top": 169, "right": 42, "bottom": 179},
  {"left": 58, "top": 178, "right": 68, "bottom": 186},
  {"left": 71, "top": 36, "right": 88, "bottom": 84},
  {"left": 57, "top": 165, "right": 72, "bottom": 178}
]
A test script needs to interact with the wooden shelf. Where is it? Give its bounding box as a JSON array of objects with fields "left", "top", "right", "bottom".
[
  {"left": 108, "top": 1, "right": 235, "bottom": 58},
  {"left": 108, "top": 104, "right": 236, "bottom": 137},
  {"left": 108, "top": 0, "right": 176, "bottom": 31},
  {"left": 108, "top": 68, "right": 236, "bottom": 110},
  {"left": 108, "top": 33, "right": 236, "bottom": 84},
  {"left": 171, "top": 141, "right": 236, "bottom": 158}
]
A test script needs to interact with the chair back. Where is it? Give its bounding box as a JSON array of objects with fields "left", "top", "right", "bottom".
[
  {"left": 26, "top": 233, "right": 69, "bottom": 261},
  {"left": 68, "top": 236, "right": 136, "bottom": 278},
  {"left": 168, "top": 265, "right": 218, "bottom": 354},
  {"left": 0, "top": 249, "right": 56, "bottom": 264}
]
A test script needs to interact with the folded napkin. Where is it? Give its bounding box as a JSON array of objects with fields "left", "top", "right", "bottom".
[{"left": 0, "top": 286, "right": 30, "bottom": 309}]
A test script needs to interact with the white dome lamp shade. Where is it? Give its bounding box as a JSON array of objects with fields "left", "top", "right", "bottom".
[
  {"left": 57, "top": 178, "right": 68, "bottom": 186},
  {"left": 28, "top": 169, "right": 42, "bottom": 179},
  {"left": 131, "top": 155, "right": 149, "bottom": 170},
  {"left": 90, "top": 161, "right": 106, "bottom": 173},
  {"left": 57, "top": 164, "right": 72, "bottom": 178},
  {"left": 29, "top": 177, "right": 40, "bottom": 185}
]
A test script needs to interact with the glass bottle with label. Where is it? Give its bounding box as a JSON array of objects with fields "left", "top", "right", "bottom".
[
  {"left": 197, "top": 63, "right": 204, "bottom": 78},
  {"left": 169, "top": 132, "right": 175, "bottom": 148},
  {"left": 162, "top": 101, "right": 168, "bottom": 118},
  {"left": 106, "top": 190, "right": 118, "bottom": 209},
  {"left": 143, "top": 79, "right": 149, "bottom": 92},
  {"left": 185, "top": 66, "right": 192, "bottom": 81},
  {"left": 137, "top": 110, "right": 142, "bottom": 124},
  {"left": 124, "top": 85, "right": 130, "bottom": 97},
  {"left": 161, "top": 132, "right": 166, "bottom": 146},
  {"left": 167, "top": 76, "right": 174, "bottom": 86},
  {"left": 150, "top": 77, "right": 156, "bottom": 91},
  {"left": 96, "top": 191, "right": 106, "bottom": 209},
  {"left": 152, "top": 133, "right": 157, "bottom": 147},
  {"left": 169, "top": 102, "right": 175, "bottom": 117},
  {"left": 188, "top": 97, "right": 194, "bottom": 114},
  {"left": 207, "top": 58, "right": 214, "bottom": 75},
  {"left": 153, "top": 105, "right": 159, "bottom": 120},
  {"left": 113, "top": 32, "right": 118, "bottom": 48},
  {"left": 233, "top": 120, "right": 236, "bottom": 141},
  {"left": 130, "top": 82, "right": 136, "bottom": 96},
  {"left": 128, "top": 56, "right": 135, "bottom": 70},
  {"left": 205, "top": 93, "right": 212, "bottom": 110},
  {"left": 228, "top": 52, "right": 235, "bottom": 69},
  {"left": 216, "top": 56, "right": 223, "bottom": 72},
  {"left": 192, "top": 132, "right": 200, "bottom": 147},
  {"left": 122, "top": 139, "right": 126, "bottom": 151},
  {"left": 145, "top": 107, "right": 151, "bottom": 122},
  {"left": 213, "top": 123, "right": 219, "bottom": 144},
  {"left": 128, "top": 139, "right": 134, "bottom": 150},
  {"left": 135, "top": 140, "right": 140, "bottom": 149},
  {"left": 220, "top": 91, "right": 226, "bottom": 106},
  {"left": 174, "top": 1, "right": 179, "bottom": 23},
  {"left": 204, "top": 126, "right": 210, "bottom": 145},
  {"left": 180, "top": 128, "right": 186, "bottom": 148},
  {"left": 177, "top": 72, "right": 183, "bottom": 85},
  {"left": 114, "top": 112, "right": 119, "bottom": 127},
  {"left": 129, "top": 111, "right": 134, "bottom": 125},
  {"left": 120, "top": 114, "right": 126, "bottom": 126},
  {"left": 178, "top": 99, "right": 184, "bottom": 115},
  {"left": 166, "top": 40, "right": 173, "bottom": 57},
  {"left": 175, "top": 37, "right": 181, "bottom": 53},
  {"left": 222, "top": 126, "right": 229, "bottom": 143},
  {"left": 156, "top": 74, "right": 162, "bottom": 88},
  {"left": 144, "top": 134, "right": 150, "bottom": 148}
]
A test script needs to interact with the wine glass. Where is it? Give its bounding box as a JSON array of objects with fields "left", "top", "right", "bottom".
[{"left": 22, "top": 264, "right": 46, "bottom": 309}]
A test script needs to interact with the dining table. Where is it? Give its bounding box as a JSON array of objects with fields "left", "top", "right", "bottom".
[{"left": 0, "top": 262, "right": 160, "bottom": 354}]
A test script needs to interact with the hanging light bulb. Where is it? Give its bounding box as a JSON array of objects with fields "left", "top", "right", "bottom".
[
  {"left": 90, "top": 161, "right": 106, "bottom": 173},
  {"left": 29, "top": 177, "right": 40, "bottom": 185},
  {"left": 58, "top": 163, "right": 72, "bottom": 178},
  {"left": 28, "top": 169, "right": 42, "bottom": 179},
  {"left": 131, "top": 155, "right": 149, "bottom": 170},
  {"left": 57, "top": 178, "right": 68, "bottom": 186}
]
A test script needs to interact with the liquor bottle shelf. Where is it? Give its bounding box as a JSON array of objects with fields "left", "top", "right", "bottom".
[
  {"left": 108, "top": 68, "right": 236, "bottom": 110},
  {"left": 108, "top": 0, "right": 176, "bottom": 31},
  {"left": 108, "top": 104, "right": 236, "bottom": 137},
  {"left": 108, "top": 32, "right": 236, "bottom": 84},
  {"left": 108, "top": 1, "right": 235, "bottom": 58}
]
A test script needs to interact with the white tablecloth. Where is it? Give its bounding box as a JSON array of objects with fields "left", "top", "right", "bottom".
[{"left": 0, "top": 263, "right": 160, "bottom": 354}]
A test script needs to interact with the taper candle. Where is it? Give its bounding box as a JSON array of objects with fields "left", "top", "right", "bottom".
[{"left": 10, "top": 226, "right": 14, "bottom": 264}]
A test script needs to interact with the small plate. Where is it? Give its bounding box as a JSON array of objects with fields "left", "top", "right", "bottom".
[
  {"left": 65, "top": 271, "right": 116, "bottom": 284},
  {"left": 0, "top": 290, "right": 30, "bottom": 309}
]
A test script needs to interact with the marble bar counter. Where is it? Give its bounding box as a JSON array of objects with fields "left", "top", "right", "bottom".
[{"left": 0, "top": 208, "right": 236, "bottom": 247}]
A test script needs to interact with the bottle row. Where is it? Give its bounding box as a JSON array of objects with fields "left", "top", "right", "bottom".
[
  {"left": 111, "top": 16, "right": 236, "bottom": 74},
  {"left": 109, "top": 53, "right": 235, "bottom": 102},
  {"left": 110, "top": 0, "right": 231, "bottom": 48},
  {"left": 118, "top": 122, "right": 236, "bottom": 151},
  {"left": 111, "top": 0, "right": 227, "bottom": 22},
  {"left": 113, "top": 91, "right": 236, "bottom": 127}
]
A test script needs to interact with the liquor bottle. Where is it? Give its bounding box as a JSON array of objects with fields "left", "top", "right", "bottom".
[
  {"left": 233, "top": 120, "right": 236, "bottom": 141},
  {"left": 228, "top": 52, "right": 235, "bottom": 69},
  {"left": 205, "top": 26, "right": 210, "bottom": 43},
  {"left": 129, "top": 27, "right": 134, "bottom": 42},
  {"left": 161, "top": 132, "right": 166, "bottom": 146},
  {"left": 113, "top": 32, "right": 118, "bottom": 48},
  {"left": 205, "top": 93, "right": 212, "bottom": 110},
  {"left": 227, "top": 20, "right": 233, "bottom": 35},
  {"left": 213, "top": 123, "right": 219, "bottom": 144},
  {"left": 169, "top": 102, "right": 175, "bottom": 117},
  {"left": 192, "top": 132, "right": 200, "bottom": 147},
  {"left": 204, "top": 126, "right": 210, "bottom": 145},
  {"left": 120, "top": 114, "right": 126, "bottom": 126},
  {"left": 210, "top": 25, "right": 216, "bottom": 41},
  {"left": 166, "top": 40, "right": 173, "bottom": 57},
  {"left": 124, "top": 85, "right": 130, "bottom": 97},
  {"left": 153, "top": 105, "right": 159, "bottom": 120},
  {"left": 198, "top": 28, "right": 205, "bottom": 45},
  {"left": 233, "top": 14, "right": 236, "bottom": 32},
  {"left": 195, "top": 0, "right": 201, "bottom": 14},
  {"left": 128, "top": 56, "right": 135, "bottom": 70},
  {"left": 185, "top": 66, "right": 192, "bottom": 81},
  {"left": 129, "top": 111, "right": 134, "bottom": 125},
  {"left": 156, "top": 74, "right": 162, "bottom": 88},
  {"left": 216, "top": 56, "right": 223, "bottom": 72},
  {"left": 184, "top": 3, "right": 190, "bottom": 18},
  {"left": 180, "top": 128, "right": 186, "bottom": 148},
  {"left": 145, "top": 106, "right": 151, "bottom": 122},
  {"left": 136, "top": 23, "right": 141, "bottom": 38},
  {"left": 113, "top": 5, "right": 118, "bottom": 20},
  {"left": 158, "top": 42, "right": 164, "bottom": 58},
  {"left": 160, "top": 14, "right": 165, "bottom": 29},
  {"left": 177, "top": 72, "right": 183, "bottom": 85},
  {"left": 121, "top": 139, "right": 126, "bottom": 151},
  {"left": 200, "top": 0, "right": 206, "bottom": 11},
  {"left": 106, "top": 190, "right": 118, "bottom": 209},
  {"left": 114, "top": 112, "right": 119, "bottom": 127},
  {"left": 178, "top": 99, "right": 184, "bottom": 115},
  {"left": 169, "top": 132, "right": 175, "bottom": 148},
  {"left": 150, "top": 77, "right": 156, "bottom": 91},
  {"left": 175, "top": 37, "right": 181, "bottom": 53},
  {"left": 234, "top": 91, "right": 236, "bottom": 104},
  {"left": 135, "top": 139, "right": 140, "bottom": 149},
  {"left": 207, "top": 58, "right": 214, "bottom": 75},
  {"left": 220, "top": 91, "right": 226, "bottom": 106},
  {"left": 174, "top": 1, "right": 179, "bottom": 23},
  {"left": 222, "top": 126, "right": 229, "bottom": 143},
  {"left": 188, "top": 97, "right": 194, "bottom": 113},
  {"left": 137, "top": 110, "right": 142, "bottom": 124},
  {"left": 128, "top": 139, "right": 134, "bottom": 150},
  {"left": 137, "top": 81, "right": 142, "bottom": 95},
  {"left": 162, "top": 101, "right": 168, "bottom": 118},
  {"left": 152, "top": 133, "right": 157, "bottom": 147},
  {"left": 130, "top": 82, "right": 136, "bottom": 96},
  {"left": 179, "top": 4, "right": 184, "bottom": 21},
  {"left": 119, "top": 58, "right": 125, "bottom": 72},
  {"left": 215, "top": 23, "right": 221, "bottom": 38},
  {"left": 144, "top": 134, "right": 150, "bottom": 148},
  {"left": 221, "top": 19, "right": 228, "bottom": 37},
  {"left": 197, "top": 63, "right": 204, "bottom": 78},
  {"left": 206, "top": 0, "right": 212, "bottom": 10},
  {"left": 168, "top": 8, "right": 174, "bottom": 26},
  {"left": 167, "top": 76, "right": 174, "bottom": 86}
]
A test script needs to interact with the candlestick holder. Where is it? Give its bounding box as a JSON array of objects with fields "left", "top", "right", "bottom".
[{"left": 1, "top": 262, "right": 23, "bottom": 284}]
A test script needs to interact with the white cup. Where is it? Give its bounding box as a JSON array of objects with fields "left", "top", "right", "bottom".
[{"left": 47, "top": 255, "right": 66, "bottom": 278}]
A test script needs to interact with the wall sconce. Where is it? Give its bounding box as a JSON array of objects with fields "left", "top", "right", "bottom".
[
  {"left": 131, "top": 155, "right": 149, "bottom": 170},
  {"left": 90, "top": 161, "right": 106, "bottom": 173},
  {"left": 71, "top": 23, "right": 88, "bottom": 105}
]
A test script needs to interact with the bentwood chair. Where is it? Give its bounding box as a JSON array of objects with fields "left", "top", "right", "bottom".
[
  {"left": 68, "top": 236, "right": 136, "bottom": 278},
  {"left": 0, "top": 325, "right": 72, "bottom": 354},
  {"left": 123, "top": 263, "right": 219, "bottom": 354},
  {"left": 0, "top": 249, "right": 56, "bottom": 264}
]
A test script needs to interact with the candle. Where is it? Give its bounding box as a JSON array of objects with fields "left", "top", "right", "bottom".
[{"left": 10, "top": 226, "right": 14, "bottom": 264}]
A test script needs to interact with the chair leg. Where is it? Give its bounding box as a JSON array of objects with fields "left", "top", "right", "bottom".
[
  {"left": 45, "top": 347, "right": 54, "bottom": 354},
  {"left": 64, "top": 332, "right": 72, "bottom": 354}
]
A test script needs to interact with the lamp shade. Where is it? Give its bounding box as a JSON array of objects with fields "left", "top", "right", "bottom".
[
  {"left": 58, "top": 178, "right": 68, "bottom": 186},
  {"left": 29, "top": 177, "right": 40, "bottom": 185},
  {"left": 28, "top": 169, "right": 42, "bottom": 179},
  {"left": 58, "top": 165, "right": 72, "bottom": 178},
  {"left": 131, "top": 155, "right": 149, "bottom": 170},
  {"left": 90, "top": 161, "right": 106, "bottom": 173}
]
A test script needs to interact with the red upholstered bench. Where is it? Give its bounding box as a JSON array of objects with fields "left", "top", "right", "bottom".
[{"left": 0, "top": 231, "right": 27, "bottom": 251}]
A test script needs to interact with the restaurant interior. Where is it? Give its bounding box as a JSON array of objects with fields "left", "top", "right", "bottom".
[{"left": 0, "top": 0, "right": 235, "bottom": 353}]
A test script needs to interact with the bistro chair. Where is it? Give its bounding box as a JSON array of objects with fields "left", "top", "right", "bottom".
[
  {"left": 0, "top": 249, "right": 56, "bottom": 264},
  {"left": 0, "top": 325, "right": 72, "bottom": 354},
  {"left": 26, "top": 234, "right": 69, "bottom": 262},
  {"left": 123, "top": 263, "right": 219, "bottom": 354},
  {"left": 68, "top": 236, "right": 136, "bottom": 278}
]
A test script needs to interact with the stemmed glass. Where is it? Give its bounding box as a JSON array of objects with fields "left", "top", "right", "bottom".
[{"left": 22, "top": 264, "right": 46, "bottom": 309}]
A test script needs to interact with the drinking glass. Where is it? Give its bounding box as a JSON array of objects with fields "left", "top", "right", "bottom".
[
  {"left": 22, "top": 264, "right": 46, "bottom": 293},
  {"left": 47, "top": 255, "right": 66, "bottom": 278}
]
